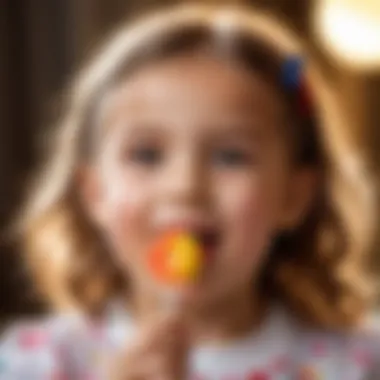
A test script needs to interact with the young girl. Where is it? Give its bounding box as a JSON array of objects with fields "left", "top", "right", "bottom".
[{"left": 1, "top": 3, "right": 379, "bottom": 379}]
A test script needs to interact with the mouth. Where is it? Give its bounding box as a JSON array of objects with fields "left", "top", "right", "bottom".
[
  {"left": 193, "top": 229, "right": 221, "bottom": 264},
  {"left": 155, "top": 220, "right": 222, "bottom": 267}
]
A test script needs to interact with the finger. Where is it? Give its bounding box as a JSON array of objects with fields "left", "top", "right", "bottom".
[
  {"left": 143, "top": 355, "right": 181, "bottom": 380},
  {"left": 135, "top": 316, "right": 186, "bottom": 353},
  {"left": 113, "top": 340, "right": 188, "bottom": 380},
  {"left": 108, "top": 350, "right": 144, "bottom": 380}
]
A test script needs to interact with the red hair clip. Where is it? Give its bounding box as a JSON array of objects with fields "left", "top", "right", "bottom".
[{"left": 282, "top": 56, "right": 313, "bottom": 118}]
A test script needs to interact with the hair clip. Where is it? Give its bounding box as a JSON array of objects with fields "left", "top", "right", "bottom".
[
  {"left": 282, "top": 56, "right": 305, "bottom": 91},
  {"left": 282, "top": 56, "right": 312, "bottom": 117},
  {"left": 297, "top": 78, "right": 312, "bottom": 117}
]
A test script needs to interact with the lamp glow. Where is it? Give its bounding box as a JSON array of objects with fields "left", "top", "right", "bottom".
[{"left": 314, "top": 0, "right": 380, "bottom": 70}]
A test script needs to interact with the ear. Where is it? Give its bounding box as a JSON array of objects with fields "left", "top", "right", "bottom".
[
  {"left": 75, "top": 165, "right": 106, "bottom": 226},
  {"left": 278, "top": 167, "right": 319, "bottom": 231}
]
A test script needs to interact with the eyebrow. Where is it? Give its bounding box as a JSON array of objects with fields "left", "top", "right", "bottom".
[
  {"left": 103, "top": 113, "right": 272, "bottom": 146},
  {"left": 105, "top": 120, "right": 164, "bottom": 138},
  {"left": 204, "top": 120, "right": 267, "bottom": 140}
]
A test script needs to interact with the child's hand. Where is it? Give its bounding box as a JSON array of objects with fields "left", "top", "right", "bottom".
[{"left": 110, "top": 313, "right": 189, "bottom": 380}]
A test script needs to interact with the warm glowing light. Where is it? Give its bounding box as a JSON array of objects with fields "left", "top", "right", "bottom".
[{"left": 314, "top": 0, "right": 380, "bottom": 70}]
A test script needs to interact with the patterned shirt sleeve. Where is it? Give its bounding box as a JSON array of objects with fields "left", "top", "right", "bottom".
[
  {"left": 0, "top": 314, "right": 128, "bottom": 380},
  {"left": 0, "top": 320, "right": 69, "bottom": 380}
]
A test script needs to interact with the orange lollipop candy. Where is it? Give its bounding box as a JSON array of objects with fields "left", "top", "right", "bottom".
[{"left": 148, "top": 230, "right": 204, "bottom": 286}]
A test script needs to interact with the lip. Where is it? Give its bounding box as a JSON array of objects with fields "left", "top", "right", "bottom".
[
  {"left": 159, "top": 219, "right": 215, "bottom": 233},
  {"left": 156, "top": 221, "right": 220, "bottom": 263}
]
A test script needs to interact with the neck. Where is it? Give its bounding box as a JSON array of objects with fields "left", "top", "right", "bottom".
[{"left": 129, "top": 284, "right": 268, "bottom": 346}]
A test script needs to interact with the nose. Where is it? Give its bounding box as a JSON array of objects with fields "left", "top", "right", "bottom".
[{"left": 157, "top": 149, "right": 207, "bottom": 207}]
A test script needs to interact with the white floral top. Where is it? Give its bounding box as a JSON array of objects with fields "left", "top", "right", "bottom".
[{"left": 0, "top": 305, "right": 379, "bottom": 379}]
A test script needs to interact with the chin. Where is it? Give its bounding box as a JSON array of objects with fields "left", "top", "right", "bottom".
[{"left": 184, "top": 283, "right": 230, "bottom": 309}]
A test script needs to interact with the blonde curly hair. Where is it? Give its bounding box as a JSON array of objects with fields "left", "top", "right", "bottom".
[{"left": 19, "top": 3, "right": 376, "bottom": 329}]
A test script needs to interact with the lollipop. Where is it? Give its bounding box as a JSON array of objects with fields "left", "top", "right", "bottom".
[{"left": 148, "top": 230, "right": 204, "bottom": 287}]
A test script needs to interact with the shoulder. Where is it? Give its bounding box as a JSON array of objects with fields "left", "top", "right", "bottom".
[
  {"left": 0, "top": 314, "right": 84, "bottom": 379},
  {"left": 292, "top": 309, "right": 380, "bottom": 378},
  {"left": 0, "top": 308, "right": 135, "bottom": 379}
]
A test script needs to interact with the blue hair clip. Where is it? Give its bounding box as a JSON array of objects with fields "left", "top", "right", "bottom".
[{"left": 282, "top": 56, "right": 305, "bottom": 91}]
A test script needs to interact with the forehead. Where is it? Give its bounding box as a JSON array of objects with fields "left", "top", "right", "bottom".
[{"left": 100, "top": 54, "right": 285, "bottom": 133}]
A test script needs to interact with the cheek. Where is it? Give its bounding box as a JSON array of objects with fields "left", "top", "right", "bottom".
[
  {"left": 102, "top": 174, "right": 143, "bottom": 226},
  {"left": 217, "top": 175, "right": 282, "bottom": 263},
  {"left": 96, "top": 166, "right": 151, "bottom": 262},
  {"left": 220, "top": 176, "right": 277, "bottom": 227}
]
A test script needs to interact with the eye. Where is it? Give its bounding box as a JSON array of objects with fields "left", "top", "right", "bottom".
[
  {"left": 128, "top": 145, "right": 163, "bottom": 166},
  {"left": 212, "top": 147, "right": 253, "bottom": 167}
]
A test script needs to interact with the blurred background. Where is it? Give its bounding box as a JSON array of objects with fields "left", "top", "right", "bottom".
[{"left": 0, "top": 0, "right": 379, "bottom": 321}]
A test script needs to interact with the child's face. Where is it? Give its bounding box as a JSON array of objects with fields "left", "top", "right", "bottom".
[{"left": 82, "top": 54, "right": 314, "bottom": 306}]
